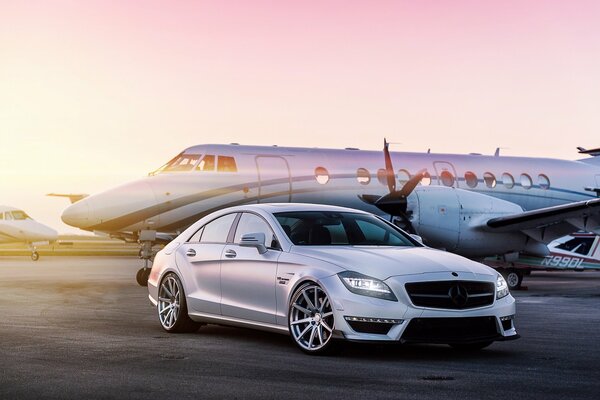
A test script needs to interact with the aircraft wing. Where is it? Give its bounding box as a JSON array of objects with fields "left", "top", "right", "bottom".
[{"left": 483, "top": 198, "right": 600, "bottom": 242}]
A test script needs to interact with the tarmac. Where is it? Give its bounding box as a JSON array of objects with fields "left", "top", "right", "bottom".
[{"left": 0, "top": 256, "right": 599, "bottom": 399}]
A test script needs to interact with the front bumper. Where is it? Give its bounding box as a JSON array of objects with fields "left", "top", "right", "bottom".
[{"left": 320, "top": 272, "right": 519, "bottom": 344}]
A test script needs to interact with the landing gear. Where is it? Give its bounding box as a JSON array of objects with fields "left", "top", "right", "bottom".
[
  {"left": 501, "top": 268, "right": 523, "bottom": 290},
  {"left": 28, "top": 243, "right": 40, "bottom": 261},
  {"left": 136, "top": 230, "right": 157, "bottom": 287}
]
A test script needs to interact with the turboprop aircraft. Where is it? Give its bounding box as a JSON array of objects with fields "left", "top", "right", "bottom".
[
  {"left": 60, "top": 141, "right": 600, "bottom": 285},
  {"left": 0, "top": 205, "right": 58, "bottom": 260}
]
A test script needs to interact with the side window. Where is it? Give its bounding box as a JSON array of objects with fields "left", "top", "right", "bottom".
[
  {"left": 4, "top": 212, "right": 12, "bottom": 220},
  {"left": 196, "top": 155, "right": 215, "bottom": 171},
  {"left": 556, "top": 237, "right": 594, "bottom": 256},
  {"left": 188, "top": 227, "right": 204, "bottom": 243},
  {"left": 234, "top": 213, "right": 278, "bottom": 249},
  {"left": 199, "top": 213, "right": 237, "bottom": 243},
  {"left": 217, "top": 156, "right": 237, "bottom": 172},
  {"left": 0, "top": 213, "right": 3, "bottom": 220}
]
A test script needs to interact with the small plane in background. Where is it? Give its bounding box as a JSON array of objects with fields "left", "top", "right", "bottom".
[
  {"left": 0, "top": 205, "right": 58, "bottom": 260},
  {"left": 58, "top": 141, "right": 600, "bottom": 286},
  {"left": 485, "top": 232, "right": 600, "bottom": 288}
]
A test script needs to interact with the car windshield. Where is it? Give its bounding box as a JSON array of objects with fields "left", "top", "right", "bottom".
[{"left": 274, "top": 211, "right": 416, "bottom": 246}]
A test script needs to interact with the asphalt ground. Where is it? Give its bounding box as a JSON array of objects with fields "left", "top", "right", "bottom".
[{"left": 0, "top": 256, "right": 598, "bottom": 399}]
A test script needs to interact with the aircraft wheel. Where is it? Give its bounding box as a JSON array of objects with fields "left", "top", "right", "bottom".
[
  {"left": 504, "top": 269, "right": 523, "bottom": 290},
  {"left": 31, "top": 251, "right": 40, "bottom": 261},
  {"left": 136, "top": 268, "right": 151, "bottom": 286}
]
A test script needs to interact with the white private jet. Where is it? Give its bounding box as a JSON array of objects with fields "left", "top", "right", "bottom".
[
  {"left": 60, "top": 141, "right": 600, "bottom": 285},
  {"left": 0, "top": 205, "right": 58, "bottom": 260}
]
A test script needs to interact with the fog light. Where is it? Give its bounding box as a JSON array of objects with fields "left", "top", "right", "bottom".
[
  {"left": 500, "top": 315, "right": 514, "bottom": 321},
  {"left": 500, "top": 315, "right": 514, "bottom": 330}
]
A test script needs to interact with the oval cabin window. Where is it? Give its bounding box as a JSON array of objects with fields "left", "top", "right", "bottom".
[
  {"left": 397, "top": 169, "right": 411, "bottom": 187},
  {"left": 421, "top": 171, "right": 431, "bottom": 186},
  {"left": 538, "top": 174, "right": 550, "bottom": 190},
  {"left": 440, "top": 170, "right": 455, "bottom": 187},
  {"left": 315, "top": 167, "right": 330, "bottom": 184},
  {"left": 356, "top": 168, "right": 371, "bottom": 185},
  {"left": 502, "top": 173, "right": 515, "bottom": 189},
  {"left": 520, "top": 174, "right": 532, "bottom": 189},
  {"left": 464, "top": 171, "right": 478, "bottom": 188},
  {"left": 483, "top": 172, "right": 497, "bottom": 188}
]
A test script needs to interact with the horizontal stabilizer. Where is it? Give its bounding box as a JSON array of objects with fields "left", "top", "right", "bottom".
[
  {"left": 47, "top": 193, "right": 89, "bottom": 204},
  {"left": 577, "top": 146, "right": 600, "bottom": 156}
]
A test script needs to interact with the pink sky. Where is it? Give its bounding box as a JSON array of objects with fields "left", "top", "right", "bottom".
[{"left": 1, "top": 1, "right": 599, "bottom": 232}]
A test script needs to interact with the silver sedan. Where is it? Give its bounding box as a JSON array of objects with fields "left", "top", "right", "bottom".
[{"left": 148, "top": 203, "right": 518, "bottom": 354}]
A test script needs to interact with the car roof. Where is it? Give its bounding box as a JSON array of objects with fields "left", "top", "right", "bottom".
[{"left": 225, "top": 203, "right": 370, "bottom": 215}]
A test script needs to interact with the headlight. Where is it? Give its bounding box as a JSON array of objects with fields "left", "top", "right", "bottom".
[
  {"left": 338, "top": 271, "right": 397, "bottom": 301},
  {"left": 496, "top": 274, "right": 509, "bottom": 299}
]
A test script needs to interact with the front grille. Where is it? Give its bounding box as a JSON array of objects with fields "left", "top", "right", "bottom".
[
  {"left": 401, "top": 317, "right": 499, "bottom": 344},
  {"left": 405, "top": 280, "right": 495, "bottom": 309}
]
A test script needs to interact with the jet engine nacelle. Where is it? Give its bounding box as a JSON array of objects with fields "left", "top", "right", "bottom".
[{"left": 408, "top": 186, "right": 530, "bottom": 258}]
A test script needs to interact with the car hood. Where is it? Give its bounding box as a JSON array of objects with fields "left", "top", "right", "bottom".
[{"left": 290, "top": 246, "right": 495, "bottom": 280}]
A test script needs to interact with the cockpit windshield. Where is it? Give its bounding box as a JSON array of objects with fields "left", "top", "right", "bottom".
[
  {"left": 2, "top": 210, "right": 31, "bottom": 220},
  {"left": 150, "top": 152, "right": 201, "bottom": 175}
]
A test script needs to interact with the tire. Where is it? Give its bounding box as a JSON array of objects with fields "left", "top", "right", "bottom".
[
  {"left": 31, "top": 252, "right": 39, "bottom": 261},
  {"left": 157, "top": 273, "right": 202, "bottom": 333},
  {"left": 136, "top": 268, "right": 150, "bottom": 286},
  {"left": 450, "top": 341, "right": 493, "bottom": 351},
  {"left": 288, "top": 282, "right": 338, "bottom": 355},
  {"left": 503, "top": 269, "right": 523, "bottom": 290}
]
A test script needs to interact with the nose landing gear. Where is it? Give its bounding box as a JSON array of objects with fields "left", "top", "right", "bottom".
[
  {"left": 136, "top": 230, "right": 157, "bottom": 286},
  {"left": 28, "top": 243, "right": 40, "bottom": 261}
]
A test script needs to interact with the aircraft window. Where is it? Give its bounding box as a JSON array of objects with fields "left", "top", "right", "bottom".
[
  {"left": 315, "top": 167, "right": 329, "bottom": 184},
  {"left": 163, "top": 153, "right": 200, "bottom": 172},
  {"left": 464, "top": 171, "right": 478, "bottom": 188},
  {"left": 377, "top": 169, "right": 389, "bottom": 186},
  {"left": 397, "top": 169, "right": 411, "bottom": 187},
  {"left": 420, "top": 171, "right": 431, "bottom": 186},
  {"left": 556, "top": 237, "right": 594, "bottom": 256},
  {"left": 356, "top": 168, "right": 371, "bottom": 185},
  {"left": 234, "top": 213, "right": 279, "bottom": 249},
  {"left": 440, "top": 170, "right": 455, "bottom": 187},
  {"left": 10, "top": 211, "right": 29, "bottom": 220},
  {"left": 217, "top": 156, "right": 238, "bottom": 172},
  {"left": 196, "top": 155, "right": 215, "bottom": 171},
  {"left": 199, "top": 213, "right": 237, "bottom": 243},
  {"left": 520, "top": 174, "right": 532, "bottom": 189},
  {"left": 502, "top": 173, "right": 515, "bottom": 189},
  {"left": 483, "top": 172, "right": 496, "bottom": 188},
  {"left": 538, "top": 174, "right": 550, "bottom": 190},
  {"left": 4, "top": 212, "right": 13, "bottom": 220},
  {"left": 0, "top": 213, "right": 3, "bottom": 220}
]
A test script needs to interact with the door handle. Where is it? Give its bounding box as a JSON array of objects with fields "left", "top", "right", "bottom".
[
  {"left": 186, "top": 249, "right": 196, "bottom": 257},
  {"left": 224, "top": 249, "right": 237, "bottom": 258}
]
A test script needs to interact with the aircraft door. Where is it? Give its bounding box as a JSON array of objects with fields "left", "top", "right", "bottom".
[
  {"left": 433, "top": 162, "right": 459, "bottom": 188},
  {"left": 256, "top": 156, "right": 292, "bottom": 203}
]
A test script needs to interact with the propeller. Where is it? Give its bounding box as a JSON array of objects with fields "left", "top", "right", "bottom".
[{"left": 359, "top": 139, "right": 426, "bottom": 232}]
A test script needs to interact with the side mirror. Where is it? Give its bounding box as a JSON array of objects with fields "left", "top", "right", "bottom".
[
  {"left": 240, "top": 232, "right": 268, "bottom": 254},
  {"left": 410, "top": 234, "right": 424, "bottom": 244}
]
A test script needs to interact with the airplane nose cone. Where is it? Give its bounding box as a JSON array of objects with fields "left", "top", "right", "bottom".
[{"left": 62, "top": 200, "right": 91, "bottom": 228}]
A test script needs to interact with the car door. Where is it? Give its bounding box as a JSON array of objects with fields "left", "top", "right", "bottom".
[
  {"left": 175, "top": 212, "right": 238, "bottom": 315},
  {"left": 220, "top": 212, "right": 281, "bottom": 324}
]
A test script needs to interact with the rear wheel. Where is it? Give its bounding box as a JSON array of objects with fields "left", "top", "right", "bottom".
[
  {"left": 288, "top": 282, "right": 337, "bottom": 355},
  {"left": 158, "top": 273, "right": 202, "bottom": 333}
]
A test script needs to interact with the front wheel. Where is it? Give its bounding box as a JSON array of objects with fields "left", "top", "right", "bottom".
[
  {"left": 157, "top": 273, "right": 202, "bottom": 333},
  {"left": 31, "top": 251, "right": 39, "bottom": 261},
  {"left": 288, "top": 282, "right": 337, "bottom": 355},
  {"left": 503, "top": 269, "right": 523, "bottom": 290}
]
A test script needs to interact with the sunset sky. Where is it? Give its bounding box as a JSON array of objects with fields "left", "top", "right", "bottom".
[{"left": 1, "top": 0, "right": 599, "bottom": 233}]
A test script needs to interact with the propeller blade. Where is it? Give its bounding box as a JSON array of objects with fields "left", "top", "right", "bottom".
[
  {"left": 358, "top": 194, "right": 381, "bottom": 205},
  {"left": 383, "top": 138, "right": 396, "bottom": 193},
  {"left": 399, "top": 168, "right": 427, "bottom": 198}
]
